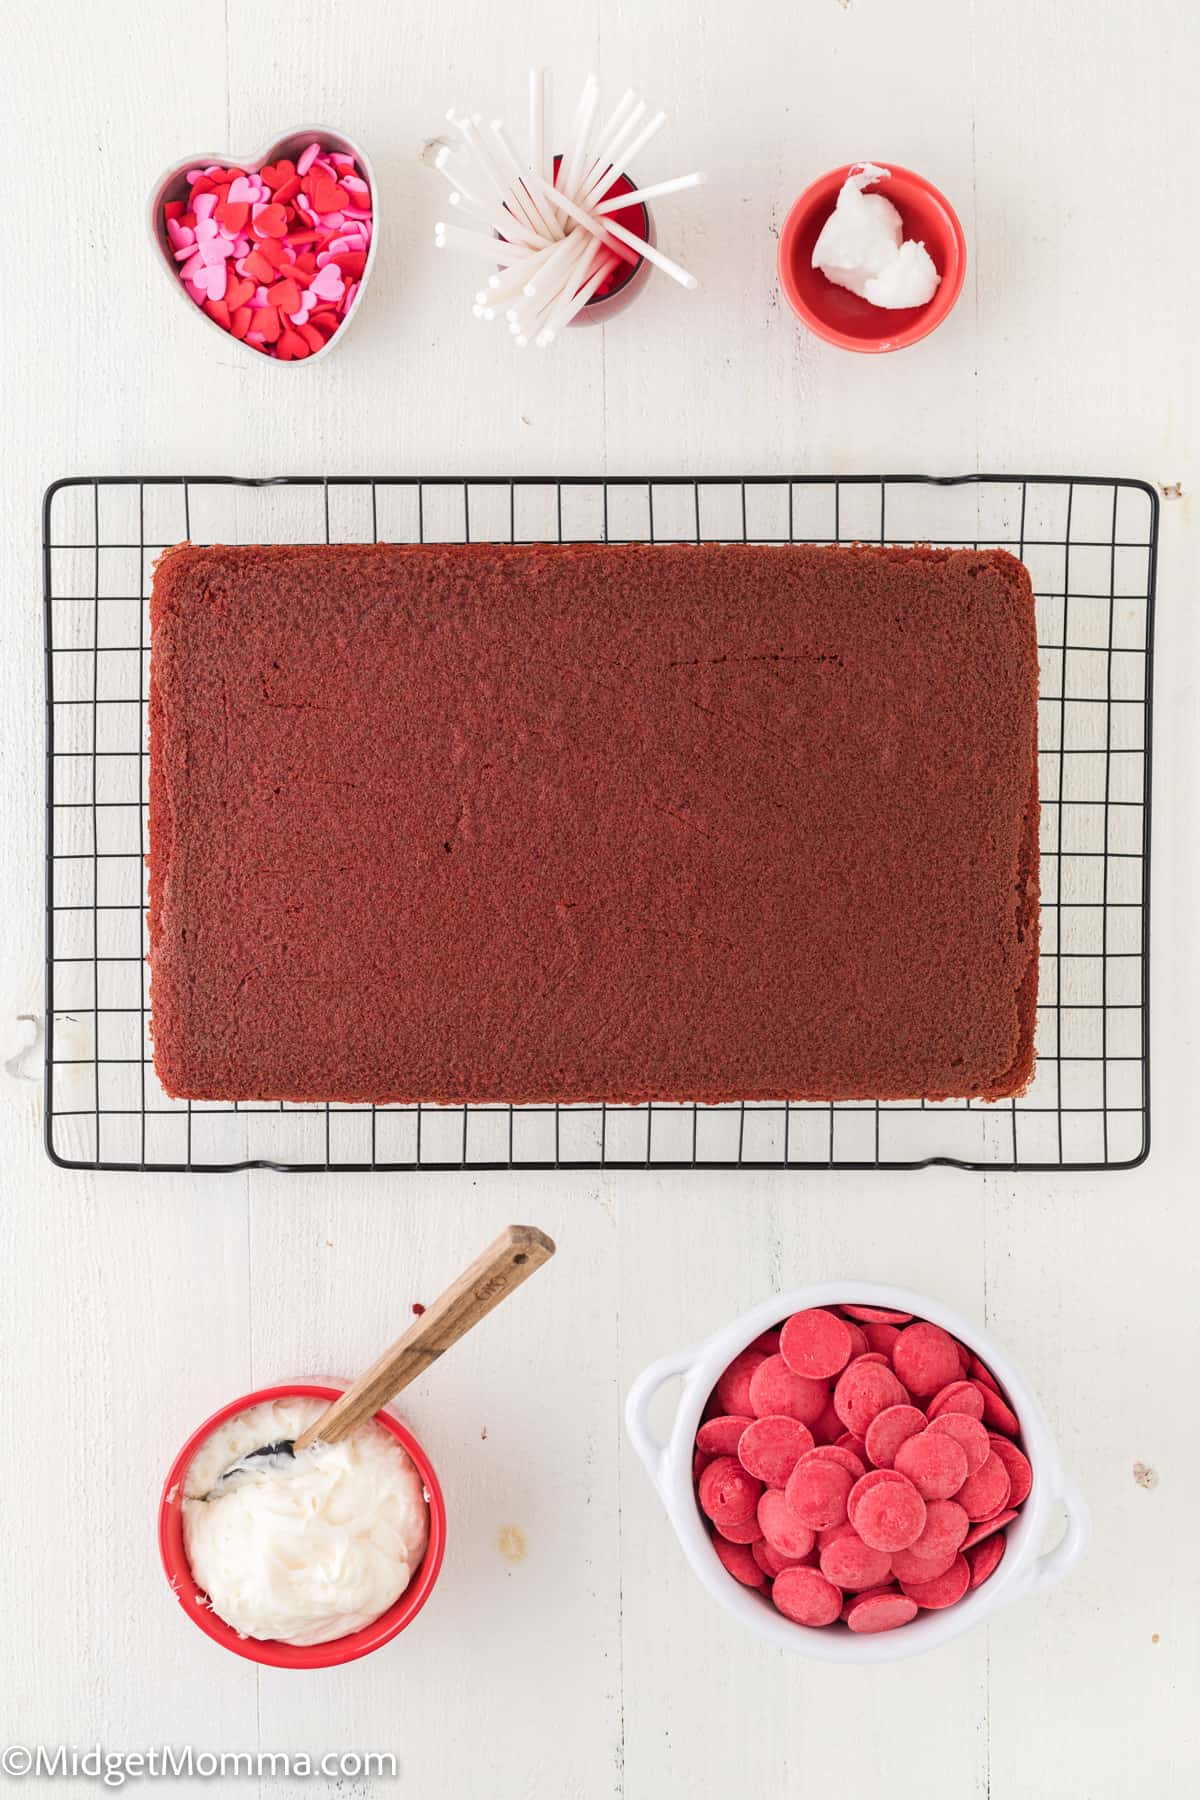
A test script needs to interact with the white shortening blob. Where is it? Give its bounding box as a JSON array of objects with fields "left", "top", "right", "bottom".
[{"left": 811, "top": 164, "right": 941, "bottom": 310}]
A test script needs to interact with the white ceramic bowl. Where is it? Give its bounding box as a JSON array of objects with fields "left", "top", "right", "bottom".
[
  {"left": 625, "top": 1281, "right": 1089, "bottom": 1662},
  {"left": 147, "top": 125, "right": 378, "bottom": 366}
]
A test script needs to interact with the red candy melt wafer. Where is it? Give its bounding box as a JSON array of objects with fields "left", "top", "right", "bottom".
[
  {"left": 976, "top": 1382, "right": 1021, "bottom": 1436},
  {"left": 753, "top": 1536, "right": 813, "bottom": 1578},
  {"left": 890, "top": 1541, "right": 960, "bottom": 1583},
  {"left": 926, "top": 1412, "right": 990, "bottom": 1475},
  {"left": 748, "top": 1328, "right": 782, "bottom": 1355},
  {"left": 893, "top": 1429, "right": 969, "bottom": 1501},
  {"left": 818, "top": 1524, "right": 893, "bottom": 1591},
  {"left": 711, "top": 1534, "right": 766, "bottom": 1587},
  {"left": 738, "top": 1415, "right": 814, "bottom": 1486},
  {"left": 892, "top": 1322, "right": 962, "bottom": 1397},
  {"left": 771, "top": 1566, "right": 843, "bottom": 1627},
  {"left": 849, "top": 1470, "right": 927, "bottom": 1552},
  {"left": 810, "top": 1443, "right": 867, "bottom": 1481},
  {"left": 900, "top": 1552, "right": 971, "bottom": 1609},
  {"left": 841, "top": 1304, "right": 913, "bottom": 1324},
  {"left": 957, "top": 1453, "right": 1012, "bottom": 1521},
  {"left": 716, "top": 1348, "right": 766, "bottom": 1416},
  {"left": 845, "top": 1589, "right": 919, "bottom": 1633},
  {"left": 926, "top": 1379, "right": 986, "bottom": 1421},
  {"left": 864, "top": 1404, "right": 927, "bottom": 1469},
  {"left": 749, "top": 1354, "right": 829, "bottom": 1426},
  {"left": 862, "top": 1322, "right": 902, "bottom": 1358},
  {"left": 966, "top": 1532, "right": 1008, "bottom": 1588},
  {"left": 906, "top": 1498, "right": 969, "bottom": 1560},
  {"left": 833, "top": 1358, "right": 907, "bottom": 1436},
  {"left": 713, "top": 1511, "right": 766, "bottom": 1544},
  {"left": 780, "top": 1308, "right": 853, "bottom": 1379},
  {"left": 698, "top": 1456, "right": 761, "bottom": 1527},
  {"left": 785, "top": 1452, "right": 854, "bottom": 1530},
  {"left": 987, "top": 1436, "right": 1033, "bottom": 1505},
  {"left": 960, "top": 1508, "right": 1018, "bottom": 1551},
  {"left": 696, "top": 1415, "right": 753, "bottom": 1457},
  {"left": 811, "top": 1396, "right": 845, "bottom": 1445},
  {"left": 757, "top": 1488, "right": 816, "bottom": 1560}
]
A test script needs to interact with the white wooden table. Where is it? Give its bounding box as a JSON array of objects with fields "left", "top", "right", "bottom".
[{"left": 2, "top": 2, "right": 1198, "bottom": 1794}]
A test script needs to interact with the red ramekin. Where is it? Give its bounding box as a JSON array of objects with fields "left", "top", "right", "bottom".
[
  {"left": 778, "top": 162, "right": 966, "bottom": 353},
  {"left": 159, "top": 1381, "right": 446, "bottom": 1669}
]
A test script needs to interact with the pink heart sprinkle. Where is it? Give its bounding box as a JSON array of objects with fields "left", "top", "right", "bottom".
[
  {"left": 308, "top": 263, "right": 344, "bottom": 302},
  {"left": 296, "top": 142, "right": 321, "bottom": 177},
  {"left": 198, "top": 261, "right": 228, "bottom": 301},
  {"left": 342, "top": 280, "right": 359, "bottom": 315},
  {"left": 179, "top": 249, "right": 205, "bottom": 282},
  {"left": 193, "top": 192, "right": 218, "bottom": 221},
  {"left": 197, "top": 234, "right": 231, "bottom": 268},
  {"left": 227, "top": 174, "right": 258, "bottom": 204}
]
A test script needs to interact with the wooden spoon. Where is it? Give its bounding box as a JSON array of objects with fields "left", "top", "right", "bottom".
[{"left": 210, "top": 1224, "right": 555, "bottom": 1489}]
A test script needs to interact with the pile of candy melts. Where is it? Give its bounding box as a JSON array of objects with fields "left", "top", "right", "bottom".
[
  {"left": 694, "top": 1305, "right": 1032, "bottom": 1634},
  {"left": 163, "top": 142, "right": 372, "bottom": 359}
]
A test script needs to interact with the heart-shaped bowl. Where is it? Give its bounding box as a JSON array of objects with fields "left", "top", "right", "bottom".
[{"left": 147, "top": 125, "right": 379, "bottom": 366}]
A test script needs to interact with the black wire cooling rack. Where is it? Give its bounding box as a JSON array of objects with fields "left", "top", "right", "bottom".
[{"left": 43, "top": 474, "right": 1157, "bottom": 1174}]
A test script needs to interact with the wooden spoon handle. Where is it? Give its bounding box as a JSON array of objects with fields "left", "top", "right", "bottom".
[{"left": 293, "top": 1224, "right": 556, "bottom": 1451}]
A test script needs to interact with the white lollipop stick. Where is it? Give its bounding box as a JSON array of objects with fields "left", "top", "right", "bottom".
[
  {"left": 447, "top": 189, "right": 546, "bottom": 251},
  {"left": 435, "top": 224, "right": 528, "bottom": 264},
  {"left": 490, "top": 120, "right": 562, "bottom": 239},
  {"left": 586, "top": 210, "right": 697, "bottom": 288},
  {"left": 523, "top": 224, "right": 595, "bottom": 295},
  {"left": 529, "top": 68, "right": 546, "bottom": 184},
  {"left": 488, "top": 241, "right": 560, "bottom": 303},
  {"left": 559, "top": 74, "right": 599, "bottom": 203},
  {"left": 536, "top": 251, "right": 617, "bottom": 344},
  {"left": 575, "top": 88, "right": 636, "bottom": 195},
  {"left": 528, "top": 174, "right": 638, "bottom": 266},
  {"left": 582, "top": 110, "right": 668, "bottom": 209},
  {"left": 594, "top": 170, "right": 706, "bottom": 214},
  {"left": 581, "top": 98, "right": 645, "bottom": 194},
  {"left": 434, "top": 147, "right": 485, "bottom": 210}
]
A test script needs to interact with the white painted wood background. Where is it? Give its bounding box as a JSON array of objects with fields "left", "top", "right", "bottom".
[{"left": 2, "top": 0, "right": 1198, "bottom": 1794}]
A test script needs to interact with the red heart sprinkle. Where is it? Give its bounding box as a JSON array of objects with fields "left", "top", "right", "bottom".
[
  {"left": 215, "top": 200, "right": 250, "bottom": 234},
  {"left": 251, "top": 202, "right": 288, "bottom": 238},
  {"left": 273, "top": 278, "right": 302, "bottom": 316}
]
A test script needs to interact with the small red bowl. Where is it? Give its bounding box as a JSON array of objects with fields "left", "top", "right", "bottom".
[
  {"left": 778, "top": 163, "right": 966, "bottom": 353},
  {"left": 159, "top": 1382, "right": 446, "bottom": 1669}
]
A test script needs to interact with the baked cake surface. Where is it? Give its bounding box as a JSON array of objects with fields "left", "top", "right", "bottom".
[{"left": 148, "top": 542, "right": 1039, "bottom": 1104}]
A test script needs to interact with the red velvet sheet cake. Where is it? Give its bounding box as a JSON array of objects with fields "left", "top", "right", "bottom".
[{"left": 147, "top": 542, "right": 1039, "bottom": 1104}]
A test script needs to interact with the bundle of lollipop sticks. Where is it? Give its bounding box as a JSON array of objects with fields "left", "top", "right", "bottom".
[{"left": 432, "top": 70, "right": 704, "bottom": 347}]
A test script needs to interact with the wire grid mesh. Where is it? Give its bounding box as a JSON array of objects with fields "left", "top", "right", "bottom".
[{"left": 43, "top": 474, "right": 1156, "bottom": 1173}]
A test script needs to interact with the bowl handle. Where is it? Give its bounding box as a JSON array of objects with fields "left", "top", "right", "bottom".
[
  {"left": 624, "top": 1344, "right": 704, "bottom": 1498},
  {"left": 1009, "top": 1479, "right": 1091, "bottom": 1603}
]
